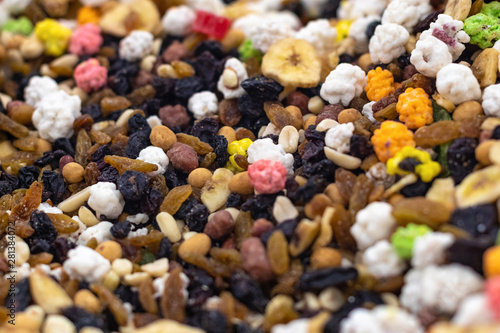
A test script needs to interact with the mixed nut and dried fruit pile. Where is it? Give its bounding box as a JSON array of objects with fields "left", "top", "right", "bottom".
[{"left": 2, "top": 0, "right": 500, "bottom": 332}]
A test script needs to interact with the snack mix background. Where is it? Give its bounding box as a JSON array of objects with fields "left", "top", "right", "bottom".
[{"left": 2, "top": 0, "right": 500, "bottom": 332}]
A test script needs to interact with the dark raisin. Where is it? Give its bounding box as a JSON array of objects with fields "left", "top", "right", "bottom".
[
  {"left": 128, "top": 114, "right": 151, "bottom": 136},
  {"left": 211, "top": 135, "right": 228, "bottom": 169},
  {"left": 237, "top": 94, "right": 265, "bottom": 118},
  {"left": 302, "top": 140, "right": 325, "bottom": 164},
  {"left": 28, "top": 210, "right": 58, "bottom": 244},
  {"left": 446, "top": 236, "right": 493, "bottom": 274},
  {"left": 319, "top": 0, "right": 342, "bottom": 18},
  {"left": 109, "top": 74, "right": 131, "bottom": 95},
  {"left": 194, "top": 51, "right": 220, "bottom": 86},
  {"left": 156, "top": 237, "right": 172, "bottom": 259},
  {"left": 240, "top": 75, "right": 283, "bottom": 103},
  {"left": 365, "top": 21, "right": 381, "bottom": 41},
  {"left": 241, "top": 193, "right": 280, "bottom": 220},
  {"left": 126, "top": 131, "right": 150, "bottom": 158},
  {"left": 110, "top": 221, "right": 131, "bottom": 239},
  {"left": 50, "top": 237, "right": 76, "bottom": 263},
  {"left": 339, "top": 53, "right": 355, "bottom": 64},
  {"left": 97, "top": 166, "right": 119, "bottom": 183},
  {"left": 226, "top": 193, "right": 241, "bottom": 208},
  {"left": 299, "top": 267, "right": 358, "bottom": 292},
  {"left": 62, "top": 306, "right": 106, "bottom": 331},
  {"left": 174, "top": 197, "right": 198, "bottom": 220},
  {"left": 152, "top": 76, "right": 175, "bottom": 99},
  {"left": 413, "top": 10, "right": 443, "bottom": 34},
  {"left": 349, "top": 135, "right": 374, "bottom": 159},
  {"left": 491, "top": 125, "right": 500, "bottom": 139},
  {"left": 191, "top": 118, "right": 219, "bottom": 143},
  {"left": 400, "top": 179, "right": 431, "bottom": 197},
  {"left": 82, "top": 103, "right": 102, "bottom": 121},
  {"left": 194, "top": 41, "right": 224, "bottom": 60},
  {"left": 230, "top": 271, "right": 269, "bottom": 313},
  {"left": 450, "top": 204, "right": 498, "bottom": 237},
  {"left": 29, "top": 238, "right": 51, "bottom": 254},
  {"left": 261, "top": 218, "right": 299, "bottom": 244},
  {"left": 41, "top": 170, "right": 66, "bottom": 204},
  {"left": 302, "top": 159, "right": 336, "bottom": 181},
  {"left": 175, "top": 77, "right": 205, "bottom": 100},
  {"left": 185, "top": 266, "right": 215, "bottom": 307},
  {"left": 304, "top": 126, "right": 325, "bottom": 142},
  {"left": 199, "top": 311, "right": 228, "bottom": 333},
  {"left": 5, "top": 278, "right": 30, "bottom": 312},
  {"left": 91, "top": 145, "right": 112, "bottom": 162},
  {"left": 53, "top": 138, "right": 75, "bottom": 156},
  {"left": 0, "top": 181, "right": 12, "bottom": 197},
  {"left": 117, "top": 170, "right": 148, "bottom": 201},
  {"left": 185, "top": 204, "right": 209, "bottom": 233},
  {"left": 447, "top": 138, "right": 478, "bottom": 184},
  {"left": 140, "top": 188, "right": 163, "bottom": 216},
  {"left": 164, "top": 169, "right": 188, "bottom": 188},
  {"left": 397, "top": 53, "right": 412, "bottom": 68},
  {"left": 34, "top": 150, "right": 66, "bottom": 169}
]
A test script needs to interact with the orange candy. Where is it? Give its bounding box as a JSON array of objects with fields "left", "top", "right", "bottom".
[
  {"left": 484, "top": 245, "right": 500, "bottom": 278},
  {"left": 396, "top": 87, "right": 433, "bottom": 129},
  {"left": 365, "top": 67, "right": 396, "bottom": 102},
  {"left": 371, "top": 121, "right": 416, "bottom": 163},
  {"left": 77, "top": 6, "right": 101, "bottom": 26}
]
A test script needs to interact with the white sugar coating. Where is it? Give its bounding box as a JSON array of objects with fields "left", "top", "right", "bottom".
[
  {"left": 363, "top": 240, "right": 406, "bottom": 279},
  {"left": 324, "top": 122, "right": 354, "bottom": 153},
  {"left": 24, "top": 76, "right": 59, "bottom": 108},
  {"left": 410, "top": 35, "right": 452, "bottom": 78},
  {"left": 188, "top": 91, "right": 219, "bottom": 120},
  {"left": 295, "top": 19, "right": 337, "bottom": 54},
  {"left": 411, "top": 232, "right": 454, "bottom": 268},
  {"left": 352, "top": 202, "right": 397, "bottom": 250},
  {"left": 119, "top": 30, "right": 154, "bottom": 62},
  {"left": 217, "top": 58, "right": 248, "bottom": 99},
  {"left": 88, "top": 182, "right": 125, "bottom": 219},
  {"left": 320, "top": 64, "right": 366, "bottom": 106},
  {"left": 436, "top": 63, "right": 481, "bottom": 105},
  {"left": 137, "top": 146, "right": 170, "bottom": 176},
  {"left": 249, "top": 21, "right": 293, "bottom": 53},
  {"left": 349, "top": 15, "right": 380, "bottom": 54},
  {"left": 482, "top": 84, "right": 500, "bottom": 117},
  {"left": 369, "top": 23, "right": 409, "bottom": 64},
  {"left": 381, "top": 0, "right": 432, "bottom": 31},
  {"left": 76, "top": 221, "right": 113, "bottom": 245},
  {"left": 247, "top": 138, "right": 295, "bottom": 174},
  {"left": 63, "top": 245, "right": 111, "bottom": 283},
  {"left": 161, "top": 5, "right": 196, "bottom": 37}
]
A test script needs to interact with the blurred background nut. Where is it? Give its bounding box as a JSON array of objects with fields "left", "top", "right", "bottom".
[
  {"left": 204, "top": 210, "right": 234, "bottom": 240},
  {"left": 337, "top": 108, "right": 362, "bottom": 124},
  {"left": 228, "top": 171, "right": 254, "bottom": 195},
  {"left": 150, "top": 125, "right": 177, "bottom": 150},
  {"left": 7, "top": 101, "right": 34, "bottom": 125},
  {"left": 188, "top": 168, "right": 212, "bottom": 188},
  {"left": 278, "top": 125, "right": 299, "bottom": 153},
  {"left": 62, "top": 162, "right": 85, "bottom": 183}
]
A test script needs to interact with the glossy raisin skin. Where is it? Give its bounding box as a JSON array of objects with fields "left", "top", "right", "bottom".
[
  {"left": 450, "top": 204, "right": 498, "bottom": 238},
  {"left": 211, "top": 135, "right": 228, "bottom": 169},
  {"left": 230, "top": 271, "right": 269, "bottom": 313},
  {"left": 191, "top": 118, "right": 219, "bottom": 143},
  {"left": 117, "top": 170, "right": 148, "bottom": 201},
  {"left": 110, "top": 221, "right": 131, "bottom": 239},
  {"left": 28, "top": 210, "right": 58, "bottom": 244},
  {"left": 185, "top": 204, "right": 209, "bottom": 233},
  {"left": 240, "top": 75, "right": 283, "bottom": 103},
  {"left": 447, "top": 138, "right": 478, "bottom": 184},
  {"left": 41, "top": 170, "right": 66, "bottom": 204},
  {"left": 18, "top": 166, "right": 40, "bottom": 189}
]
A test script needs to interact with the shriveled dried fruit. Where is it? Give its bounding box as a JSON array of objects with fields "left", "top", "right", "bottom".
[
  {"left": 161, "top": 267, "right": 186, "bottom": 322},
  {"left": 176, "top": 133, "right": 213, "bottom": 155},
  {"left": 160, "top": 185, "right": 192, "bottom": 215},
  {"left": 414, "top": 121, "right": 460, "bottom": 148},
  {"left": 91, "top": 284, "right": 128, "bottom": 326},
  {"left": 46, "top": 213, "right": 80, "bottom": 233},
  {"left": 104, "top": 155, "right": 158, "bottom": 174},
  {"left": 267, "top": 230, "right": 290, "bottom": 275},
  {"left": 392, "top": 197, "right": 451, "bottom": 228}
]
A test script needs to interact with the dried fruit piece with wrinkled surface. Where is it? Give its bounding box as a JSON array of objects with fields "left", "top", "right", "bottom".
[
  {"left": 104, "top": 155, "right": 158, "bottom": 174},
  {"left": 267, "top": 230, "right": 290, "bottom": 275},
  {"left": 414, "top": 121, "right": 460, "bottom": 148},
  {"left": 176, "top": 133, "right": 213, "bottom": 155},
  {"left": 10, "top": 181, "right": 41, "bottom": 235},
  {"left": 160, "top": 185, "right": 192, "bottom": 215},
  {"left": 455, "top": 165, "right": 500, "bottom": 208},
  {"left": 392, "top": 197, "right": 451, "bottom": 228},
  {"left": 201, "top": 168, "right": 233, "bottom": 213},
  {"left": 0, "top": 112, "right": 29, "bottom": 138},
  {"left": 46, "top": 213, "right": 80, "bottom": 233},
  {"left": 91, "top": 284, "right": 128, "bottom": 326},
  {"left": 161, "top": 267, "right": 186, "bottom": 322},
  {"left": 330, "top": 204, "right": 357, "bottom": 251},
  {"left": 75, "top": 129, "right": 92, "bottom": 167}
]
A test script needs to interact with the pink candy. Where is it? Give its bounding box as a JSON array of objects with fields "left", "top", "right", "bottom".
[
  {"left": 487, "top": 277, "right": 500, "bottom": 319},
  {"left": 69, "top": 23, "right": 103, "bottom": 56},
  {"left": 248, "top": 159, "right": 287, "bottom": 194},
  {"left": 74, "top": 58, "right": 107, "bottom": 93}
]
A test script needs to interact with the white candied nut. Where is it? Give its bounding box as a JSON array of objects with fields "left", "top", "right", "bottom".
[
  {"left": 381, "top": 0, "right": 433, "bottom": 31},
  {"left": 24, "top": 76, "right": 59, "bottom": 108},
  {"left": 320, "top": 63, "right": 366, "bottom": 106},
  {"left": 272, "top": 319, "right": 310, "bottom": 333},
  {"left": 76, "top": 221, "right": 112, "bottom": 246},
  {"left": 410, "top": 35, "right": 452, "bottom": 78},
  {"left": 295, "top": 19, "right": 337, "bottom": 54},
  {"left": 188, "top": 91, "right": 219, "bottom": 120},
  {"left": 349, "top": 15, "right": 380, "bottom": 54},
  {"left": 247, "top": 138, "right": 295, "bottom": 174},
  {"left": 436, "top": 63, "right": 481, "bottom": 105},
  {"left": 351, "top": 202, "right": 397, "bottom": 250},
  {"left": 119, "top": 30, "right": 154, "bottom": 62},
  {"left": 217, "top": 58, "right": 248, "bottom": 99},
  {"left": 340, "top": 305, "right": 424, "bottom": 333},
  {"left": 452, "top": 294, "right": 496, "bottom": 326},
  {"left": 363, "top": 240, "right": 406, "bottom": 279},
  {"left": 362, "top": 101, "right": 376, "bottom": 123},
  {"left": 411, "top": 231, "right": 454, "bottom": 269},
  {"left": 63, "top": 246, "right": 111, "bottom": 283},
  {"left": 337, "top": 0, "right": 387, "bottom": 20},
  {"left": 324, "top": 123, "right": 354, "bottom": 153},
  {"left": 369, "top": 23, "right": 409, "bottom": 64},
  {"left": 137, "top": 146, "right": 169, "bottom": 176},
  {"left": 32, "top": 90, "right": 82, "bottom": 142},
  {"left": 161, "top": 5, "right": 196, "bottom": 37},
  {"left": 482, "top": 84, "right": 500, "bottom": 117},
  {"left": 400, "top": 264, "right": 483, "bottom": 314},
  {"left": 419, "top": 14, "right": 470, "bottom": 61},
  {"left": 249, "top": 21, "right": 293, "bottom": 53},
  {"left": 88, "top": 182, "right": 125, "bottom": 219}
]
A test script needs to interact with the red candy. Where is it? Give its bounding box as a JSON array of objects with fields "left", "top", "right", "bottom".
[
  {"left": 248, "top": 159, "right": 288, "bottom": 194},
  {"left": 192, "top": 10, "right": 232, "bottom": 39},
  {"left": 74, "top": 58, "right": 107, "bottom": 93},
  {"left": 487, "top": 276, "right": 500, "bottom": 319}
]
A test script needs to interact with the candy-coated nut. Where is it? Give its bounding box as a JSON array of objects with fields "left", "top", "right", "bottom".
[
  {"left": 228, "top": 171, "right": 254, "bottom": 195},
  {"left": 303, "top": 115, "right": 317, "bottom": 129},
  {"left": 391, "top": 223, "right": 432, "bottom": 259},
  {"left": 218, "top": 126, "right": 237, "bottom": 144},
  {"left": 310, "top": 248, "right": 342, "bottom": 269},
  {"left": 365, "top": 67, "right": 395, "bottom": 102},
  {"left": 34, "top": 19, "right": 72, "bottom": 57},
  {"left": 69, "top": 24, "right": 103, "bottom": 56},
  {"left": 150, "top": 125, "right": 177, "bottom": 150},
  {"left": 74, "top": 58, "right": 107, "bottom": 93},
  {"left": 396, "top": 87, "right": 433, "bottom": 130},
  {"left": 62, "top": 162, "right": 85, "bottom": 183},
  {"left": 484, "top": 245, "right": 500, "bottom": 278},
  {"left": 453, "top": 101, "right": 483, "bottom": 120},
  {"left": 188, "top": 168, "right": 212, "bottom": 188},
  {"left": 77, "top": 6, "right": 101, "bottom": 25},
  {"left": 74, "top": 289, "right": 103, "bottom": 314},
  {"left": 476, "top": 140, "right": 495, "bottom": 165},
  {"left": 371, "top": 121, "right": 416, "bottom": 162},
  {"left": 178, "top": 233, "right": 211, "bottom": 259},
  {"left": 95, "top": 240, "right": 122, "bottom": 262},
  {"left": 248, "top": 160, "right": 288, "bottom": 194}
]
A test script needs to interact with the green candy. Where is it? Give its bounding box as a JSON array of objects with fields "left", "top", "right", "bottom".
[
  {"left": 2, "top": 16, "right": 33, "bottom": 36},
  {"left": 481, "top": 2, "right": 500, "bottom": 17},
  {"left": 238, "top": 39, "right": 263, "bottom": 63},
  {"left": 391, "top": 223, "right": 432, "bottom": 259},
  {"left": 464, "top": 13, "right": 500, "bottom": 49}
]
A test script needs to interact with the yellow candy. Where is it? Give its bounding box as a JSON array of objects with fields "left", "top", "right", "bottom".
[
  {"left": 336, "top": 20, "right": 352, "bottom": 41},
  {"left": 227, "top": 138, "right": 253, "bottom": 171},
  {"left": 35, "top": 19, "right": 72, "bottom": 57},
  {"left": 386, "top": 146, "right": 441, "bottom": 182}
]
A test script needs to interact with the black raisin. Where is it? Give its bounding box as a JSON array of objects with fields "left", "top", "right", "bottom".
[
  {"left": 447, "top": 138, "right": 478, "bottom": 184},
  {"left": 110, "top": 74, "right": 131, "bottom": 95},
  {"left": 302, "top": 159, "right": 336, "bottom": 181},
  {"left": 194, "top": 41, "right": 225, "bottom": 60},
  {"left": 29, "top": 238, "right": 51, "bottom": 254},
  {"left": 156, "top": 237, "right": 172, "bottom": 259},
  {"left": 191, "top": 118, "right": 219, "bottom": 143},
  {"left": 82, "top": 103, "right": 102, "bottom": 121},
  {"left": 226, "top": 193, "right": 241, "bottom": 208},
  {"left": 128, "top": 113, "right": 151, "bottom": 136},
  {"left": 230, "top": 271, "right": 268, "bottom": 313},
  {"left": 319, "top": 0, "right": 341, "bottom": 18},
  {"left": 240, "top": 75, "right": 283, "bottom": 103},
  {"left": 211, "top": 135, "right": 228, "bottom": 169},
  {"left": 194, "top": 51, "right": 220, "bottom": 86},
  {"left": 365, "top": 21, "right": 381, "bottom": 40},
  {"left": 97, "top": 166, "right": 119, "bottom": 183},
  {"left": 41, "top": 170, "right": 66, "bottom": 204},
  {"left": 400, "top": 179, "right": 432, "bottom": 197},
  {"left": 450, "top": 204, "right": 498, "bottom": 237},
  {"left": 164, "top": 169, "right": 188, "bottom": 188},
  {"left": 491, "top": 125, "right": 500, "bottom": 139},
  {"left": 413, "top": 10, "right": 443, "bottom": 34},
  {"left": 237, "top": 94, "right": 265, "bottom": 118},
  {"left": 53, "top": 138, "right": 75, "bottom": 156},
  {"left": 29, "top": 210, "right": 58, "bottom": 244},
  {"left": 140, "top": 188, "right": 163, "bottom": 215},
  {"left": 117, "top": 170, "right": 148, "bottom": 201},
  {"left": 91, "top": 145, "right": 112, "bottom": 162},
  {"left": 299, "top": 267, "right": 358, "bottom": 292},
  {"left": 174, "top": 196, "right": 198, "bottom": 220},
  {"left": 199, "top": 311, "right": 228, "bottom": 333},
  {"left": 5, "top": 278, "right": 30, "bottom": 312},
  {"left": 175, "top": 77, "right": 205, "bottom": 100},
  {"left": 18, "top": 166, "right": 40, "bottom": 189},
  {"left": 126, "top": 131, "right": 150, "bottom": 158},
  {"left": 110, "top": 221, "right": 131, "bottom": 239},
  {"left": 50, "top": 237, "right": 76, "bottom": 263},
  {"left": 446, "top": 236, "right": 493, "bottom": 274},
  {"left": 62, "top": 306, "right": 106, "bottom": 331},
  {"left": 185, "top": 204, "right": 209, "bottom": 233},
  {"left": 34, "top": 150, "right": 66, "bottom": 169},
  {"left": 349, "top": 135, "right": 374, "bottom": 159}
]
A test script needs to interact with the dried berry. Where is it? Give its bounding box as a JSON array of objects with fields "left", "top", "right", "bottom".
[
  {"left": 241, "top": 75, "right": 283, "bottom": 103},
  {"left": 185, "top": 204, "right": 209, "bottom": 233},
  {"left": 126, "top": 131, "right": 150, "bottom": 159},
  {"left": 230, "top": 271, "right": 269, "bottom": 313},
  {"left": 299, "top": 267, "right": 358, "bottom": 292},
  {"left": 28, "top": 210, "right": 57, "bottom": 244},
  {"left": 62, "top": 306, "right": 106, "bottom": 331},
  {"left": 41, "top": 170, "right": 66, "bottom": 204},
  {"left": 117, "top": 170, "right": 148, "bottom": 201},
  {"left": 140, "top": 188, "right": 163, "bottom": 216},
  {"left": 110, "top": 221, "right": 131, "bottom": 239},
  {"left": 450, "top": 204, "right": 498, "bottom": 237},
  {"left": 128, "top": 114, "right": 151, "bottom": 136},
  {"left": 447, "top": 138, "right": 478, "bottom": 184},
  {"left": 156, "top": 237, "right": 172, "bottom": 260},
  {"left": 175, "top": 76, "right": 205, "bottom": 100},
  {"left": 191, "top": 118, "right": 219, "bottom": 144}
]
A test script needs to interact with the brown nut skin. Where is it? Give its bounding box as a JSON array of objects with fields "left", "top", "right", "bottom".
[
  {"left": 62, "top": 162, "right": 85, "bottom": 183},
  {"left": 228, "top": 171, "right": 254, "bottom": 195},
  {"left": 241, "top": 237, "right": 275, "bottom": 283},
  {"left": 204, "top": 210, "right": 234, "bottom": 240},
  {"left": 337, "top": 108, "right": 362, "bottom": 124},
  {"left": 150, "top": 125, "right": 177, "bottom": 150},
  {"left": 188, "top": 168, "right": 212, "bottom": 188},
  {"left": 158, "top": 105, "right": 190, "bottom": 129},
  {"left": 167, "top": 142, "right": 199, "bottom": 173},
  {"left": 453, "top": 101, "right": 483, "bottom": 121},
  {"left": 286, "top": 91, "right": 309, "bottom": 115},
  {"left": 310, "top": 248, "right": 342, "bottom": 269},
  {"left": 316, "top": 104, "right": 344, "bottom": 124},
  {"left": 251, "top": 218, "right": 274, "bottom": 237}
]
